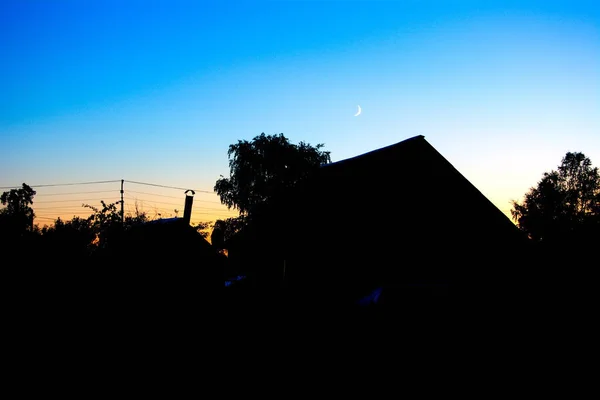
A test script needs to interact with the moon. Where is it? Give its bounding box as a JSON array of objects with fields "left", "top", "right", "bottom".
[{"left": 354, "top": 105, "right": 362, "bottom": 117}]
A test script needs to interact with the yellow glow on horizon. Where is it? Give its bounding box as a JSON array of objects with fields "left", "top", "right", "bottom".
[{"left": 30, "top": 186, "right": 238, "bottom": 229}]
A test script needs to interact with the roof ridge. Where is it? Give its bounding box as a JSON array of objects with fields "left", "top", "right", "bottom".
[{"left": 323, "top": 135, "right": 426, "bottom": 167}]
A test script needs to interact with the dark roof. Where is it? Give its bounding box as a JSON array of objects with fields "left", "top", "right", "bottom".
[
  {"left": 306, "top": 134, "right": 520, "bottom": 241},
  {"left": 265, "top": 135, "right": 529, "bottom": 296},
  {"left": 122, "top": 216, "right": 215, "bottom": 260},
  {"left": 144, "top": 217, "right": 182, "bottom": 225},
  {"left": 321, "top": 135, "right": 426, "bottom": 169}
]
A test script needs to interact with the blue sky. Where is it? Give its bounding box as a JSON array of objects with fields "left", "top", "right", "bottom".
[{"left": 1, "top": 0, "right": 599, "bottom": 225}]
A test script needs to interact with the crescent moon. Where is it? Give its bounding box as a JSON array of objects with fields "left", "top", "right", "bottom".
[{"left": 354, "top": 105, "right": 362, "bottom": 117}]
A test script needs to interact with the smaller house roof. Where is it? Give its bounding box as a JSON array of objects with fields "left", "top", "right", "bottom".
[{"left": 145, "top": 217, "right": 182, "bottom": 225}]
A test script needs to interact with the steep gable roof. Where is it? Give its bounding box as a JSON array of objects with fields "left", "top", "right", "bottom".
[
  {"left": 268, "top": 135, "right": 528, "bottom": 298},
  {"left": 313, "top": 135, "right": 519, "bottom": 239}
]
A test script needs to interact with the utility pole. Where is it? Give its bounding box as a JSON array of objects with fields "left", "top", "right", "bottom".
[{"left": 120, "top": 179, "right": 125, "bottom": 225}]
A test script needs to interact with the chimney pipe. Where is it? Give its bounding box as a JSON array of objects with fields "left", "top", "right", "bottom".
[{"left": 183, "top": 190, "right": 195, "bottom": 225}]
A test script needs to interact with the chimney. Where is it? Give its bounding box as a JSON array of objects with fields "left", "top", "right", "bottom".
[{"left": 183, "top": 190, "right": 195, "bottom": 225}]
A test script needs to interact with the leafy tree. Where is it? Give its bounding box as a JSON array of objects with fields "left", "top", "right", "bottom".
[
  {"left": 211, "top": 216, "right": 246, "bottom": 249},
  {"left": 511, "top": 151, "right": 600, "bottom": 243},
  {"left": 193, "top": 221, "right": 213, "bottom": 239},
  {"left": 214, "top": 133, "right": 330, "bottom": 284},
  {"left": 124, "top": 208, "right": 150, "bottom": 227},
  {"left": 83, "top": 200, "right": 151, "bottom": 251},
  {"left": 0, "top": 183, "right": 37, "bottom": 237},
  {"left": 40, "top": 216, "right": 96, "bottom": 258},
  {"left": 83, "top": 200, "right": 123, "bottom": 249},
  {"left": 214, "top": 133, "right": 331, "bottom": 217}
]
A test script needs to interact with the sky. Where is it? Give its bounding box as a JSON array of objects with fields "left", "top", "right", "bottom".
[{"left": 1, "top": 0, "right": 599, "bottom": 227}]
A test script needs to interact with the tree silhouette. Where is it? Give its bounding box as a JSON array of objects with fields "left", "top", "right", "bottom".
[
  {"left": 511, "top": 151, "right": 600, "bottom": 243},
  {"left": 210, "top": 222, "right": 225, "bottom": 250},
  {"left": 83, "top": 200, "right": 123, "bottom": 250},
  {"left": 214, "top": 133, "right": 331, "bottom": 287},
  {"left": 214, "top": 133, "right": 331, "bottom": 218},
  {"left": 193, "top": 221, "right": 212, "bottom": 239},
  {"left": 82, "top": 200, "right": 152, "bottom": 255},
  {"left": 40, "top": 216, "right": 96, "bottom": 259},
  {"left": 210, "top": 217, "right": 246, "bottom": 249},
  {"left": 0, "top": 183, "right": 36, "bottom": 238}
]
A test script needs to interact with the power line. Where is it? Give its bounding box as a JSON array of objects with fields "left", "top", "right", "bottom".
[
  {"left": 35, "top": 213, "right": 92, "bottom": 218},
  {"left": 2, "top": 179, "right": 216, "bottom": 194},
  {"left": 34, "top": 206, "right": 101, "bottom": 210},
  {"left": 5, "top": 179, "right": 234, "bottom": 223},
  {"left": 35, "top": 198, "right": 110, "bottom": 204},
  {"left": 124, "top": 194, "right": 236, "bottom": 212},
  {"left": 124, "top": 196, "right": 183, "bottom": 208},
  {"left": 0, "top": 180, "right": 121, "bottom": 189},
  {"left": 122, "top": 201, "right": 237, "bottom": 217},
  {"left": 0, "top": 179, "right": 234, "bottom": 230},
  {"left": 34, "top": 200, "right": 120, "bottom": 209},
  {"left": 35, "top": 216, "right": 60, "bottom": 220},
  {"left": 200, "top": 207, "right": 238, "bottom": 213},
  {"left": 35, "top": 190, "right": 117, "bottom": 197},
  {"left": 126, "top": 190, "right": 185, "bottom": 200},
  {"left": 35, "top": 180, "right": 120, "bottom": 188},
  {"left": 125, "top": 180, "right": 215, "bottom": 194},
  {"left": 32, "top": 202, "right": 230, "bottom": 213},
  {"left": 126, "top": 190, "right": 222, "bottom": 203}
]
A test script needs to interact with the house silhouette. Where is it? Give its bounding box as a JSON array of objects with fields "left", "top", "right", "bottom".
[
  {"left": 90, "top": 207, "right": 225, "bottom": 327},
  {"left": 246, "top": 135, "right": 531, "bottom": 312}
]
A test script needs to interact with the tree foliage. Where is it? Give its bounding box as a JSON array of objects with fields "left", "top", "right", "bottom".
[
  {"left": 210, "top": 216, "right": 247, "bottom": 249},
  {"left": 193, "top": 221, "right": 213, "bottom": 239},
  {"left": 0, "top": 183, "right": 36, "bottom": 237},
  {"left": 214, "top": 133, "right": 331, "bottom": 217},
  {"left": 82, "top": 200, "right": 151, "bottom": 251},
  {"left": 83, "top": 200, "right": 123, "bottom": 249},
  {"left": 40, "top": 216, "right": 96, "bottom": 258},
  {"left": 511, "top": 151, "right": 600, "bottom": 243}
]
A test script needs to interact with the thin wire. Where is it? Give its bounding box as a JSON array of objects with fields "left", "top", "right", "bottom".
[
  {"left": 34, "top": 202, "right": 120, "bottom": 210},
  {"left": 134, "top": 205, "right": 236, "bottom": 217},
  {"left": 2, "top": 179, "right": 215, "bottom": 194},
  {"left": 126, "top": 190, "right": 223, "bottom": 204},
  {"left": 35, "top": 190, "right": 117, "bottom": 197},
  {"left": 126, "top": 190, "right": 184, "bottom": 200},
  {"left": 121, "top": 203, "right": 237, "bottom": 217},
  {"left": 34, "top": 206, "right": 97, "bottom": 210},
  {"left": 197, "top": 206, "right": 238, "bottom": 213},
  {"left": 0, "top": 180, "right": 121, "bottom": 189},
  {"left": 128, "top": 206, "right": 178, "bottom": 214},
  {"left": 124, "top": 196, "right": 182, "bottom": 207},
  {"left": 34, "top": 216, "right": 62, "bottom": 221},
  {"left": 35, "top": 214, "right": 92, "bottom": 218},
  {"left": 124, "top": 195, "right": 235, "bottom": 212},
  {"left": 35, "top": 198, "right": 109, "bottom": 204},
  {"left": 125, "top": 180, "right": 215, "bottom": 194},
  {"left": 124, "top": 197, "right": 237, "bottom": 215},
  {"left": 193, "top": 211, "right": 240, "bottom": 216}
]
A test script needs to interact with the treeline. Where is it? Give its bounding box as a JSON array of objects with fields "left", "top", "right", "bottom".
[
  {"left": 2, "top": 134, "right": 599, "bottom": 291},
  {"left": 0, "top": 185, "right": 217, "bottom": 257}
]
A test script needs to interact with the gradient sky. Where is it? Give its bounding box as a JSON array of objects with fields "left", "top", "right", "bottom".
[{"left": 1, "top": 0, "right": 599, "bottom": 226}]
